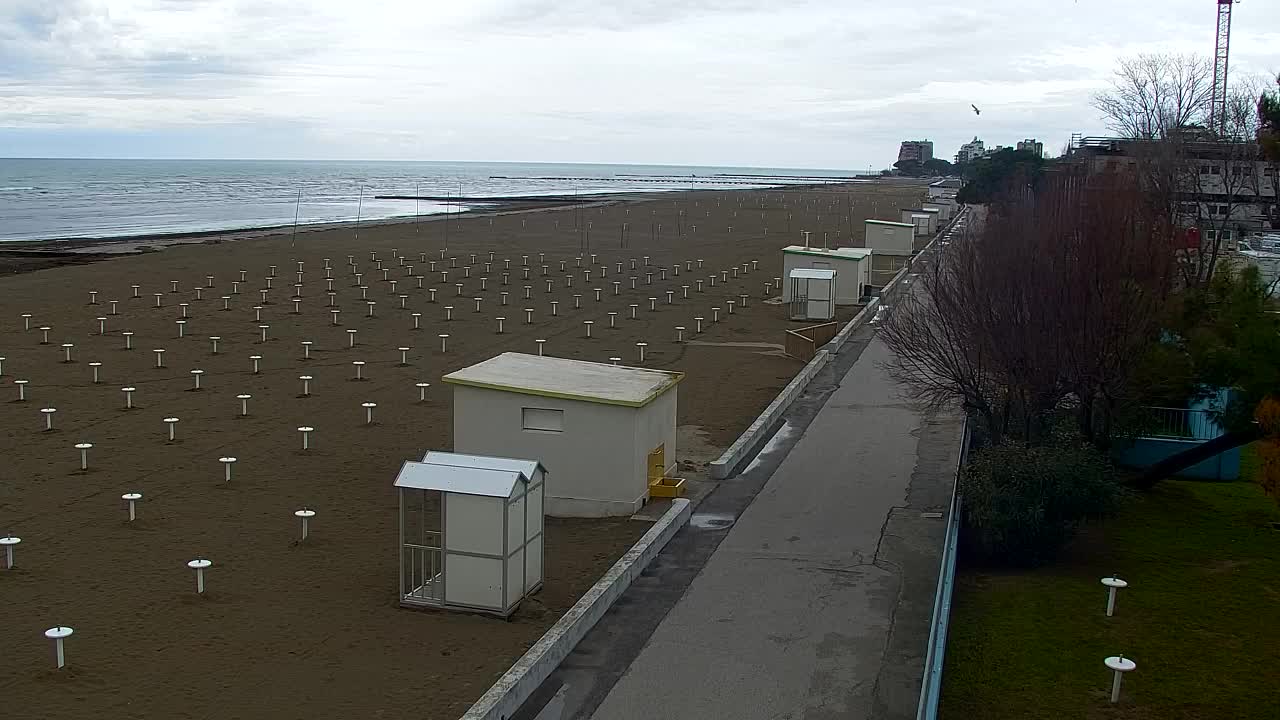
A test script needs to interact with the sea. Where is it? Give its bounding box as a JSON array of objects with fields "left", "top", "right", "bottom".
[{"left": 0, "top": 159, "right": 862, "bottom": 243}]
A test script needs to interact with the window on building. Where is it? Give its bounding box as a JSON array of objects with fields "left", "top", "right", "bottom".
[
  {"left": 1205, "top": 229, "right": 1218, "bottom": 242},
  {"left": 1179, "top": 202, "right": 1199, "bottom": 215},
  {"left": 1201, "top": 164, "right": 1222, "bottom": 175},
  {"left": 521, "top": 407, "right": 564, "bottom": 433},
  {"left": 1231, "top": 165, "right": 1254, "bottom": 177}
]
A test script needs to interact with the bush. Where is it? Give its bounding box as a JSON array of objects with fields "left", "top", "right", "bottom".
[{"left": 960, "top": 442, "right": 1124, "bottom": 566}]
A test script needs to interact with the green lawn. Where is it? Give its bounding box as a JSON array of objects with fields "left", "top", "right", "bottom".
[{"left": 940, "top": 465, "right": 1280, "bottom": 719}]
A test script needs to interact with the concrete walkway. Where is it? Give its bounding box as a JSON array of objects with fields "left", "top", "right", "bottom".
[{"left": 515, "top": 330, "right": 964, "bottom": 720}]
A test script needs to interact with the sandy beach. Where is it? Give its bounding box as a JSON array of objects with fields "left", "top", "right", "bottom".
[{"left": 0, "top": 180, "right": 925, "bottom": 719}]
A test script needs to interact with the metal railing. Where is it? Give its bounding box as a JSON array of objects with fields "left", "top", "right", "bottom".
[
  {"left": 917, "top": 417, "right": 970, "bottom": 720},
  {"left": 401, "top": 531, "right": 443, "bottom": 605},
  {"left": 1139, "top": 406, "right": 1224, "bottom": 441}
]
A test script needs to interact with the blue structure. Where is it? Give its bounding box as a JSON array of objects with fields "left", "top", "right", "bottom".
[{"left": 1114, "top": 394, "right": 1241, "bottom": 481}]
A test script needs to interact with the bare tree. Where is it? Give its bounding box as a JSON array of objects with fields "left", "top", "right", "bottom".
[
  {"left": 882, "top": 167, "right": 1177, "bottom": 447},
  {"left": 1092, "top": 54, "right": 1214, "bottom": 140}
]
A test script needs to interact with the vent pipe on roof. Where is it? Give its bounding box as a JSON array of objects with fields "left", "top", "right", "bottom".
[{"left": 801, "top": 230, "right": 811, "bottom": 249}]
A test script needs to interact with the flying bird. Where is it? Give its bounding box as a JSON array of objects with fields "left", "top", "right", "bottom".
[{"left": 971, "top": 104, "right": 981, "bottom": 116}]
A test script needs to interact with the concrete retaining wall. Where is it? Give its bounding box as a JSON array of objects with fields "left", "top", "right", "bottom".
[
  {"left": 708, "top": 349, "right": 831, "bottom": 479},
  {"left": 459, "top": 497, "right": 693, "bottom": 720}
]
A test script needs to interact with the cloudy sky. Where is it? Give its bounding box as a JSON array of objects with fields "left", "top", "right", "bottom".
[{"left": 1, "top": 0, "right": 1277, "bottom": 170}]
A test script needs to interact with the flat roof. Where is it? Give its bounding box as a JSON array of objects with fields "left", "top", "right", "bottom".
[
  {"left": 782, "top": 245, "right": 872, "bottom": 260},
  {"left": 442, "top": 352, "right": 683, "bottom": 408},
  {"left": 790, "top": 268, "right": 837, "bottom": 280},
  {"left": 865, "top": 219, "right": 915, "bottom": 228},
  {"left": 393, "top": 460, "right": 524, "bottom": 498},
  {"left": 421, "top": 451, "right": 545, "bottom": 482}
]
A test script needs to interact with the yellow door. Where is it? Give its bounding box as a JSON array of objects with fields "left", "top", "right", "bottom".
[{"left": 647, "top": 445, "right": 665, "bottom": 483}]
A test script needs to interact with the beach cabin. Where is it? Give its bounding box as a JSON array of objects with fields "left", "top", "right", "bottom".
[
  {"left": 394, "top": 452, "right": 545, "bottom": 617},
  {"left": 900, "top": 209, "right": 935, "bottom": 236},
  {"left": 922, "top": 202, "right": 951, "bottom": 222},
  {"left": 787, "top": 268, "right": 837, "bottom": 321},
  {"left": 864, "top": 219, "right": 916, "bottom": 256},
  {"left": 781, "top": 245, "right": 871, "bottom": 305},
  {"left": 929, "top": 178, "right": 962, "bottom": 198},
  {"left": 443, "top": 353, "right": 683, "bottom": 517}
]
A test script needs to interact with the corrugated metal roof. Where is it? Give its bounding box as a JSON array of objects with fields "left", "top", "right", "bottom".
[
  {"left": 393, "top": 460, "right": 522, "bottom": 498},
  {"left": 442, "top": 352, "right": 682, "bottom": 407},
  {"left": 789, "top": 268, "right": 837, "bottom": 280},
  {"left": 420, "top": 451, "right": 545, "bottom": 481}
]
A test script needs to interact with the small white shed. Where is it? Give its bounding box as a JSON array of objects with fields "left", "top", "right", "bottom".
[
  {"left": 787, "top": 268, "right": 837, "bottom": 321},
  {"left": 919, "top": 205, "right": 945, "bottom": 227},
  {"left": 864, "top": 219, "right": 916, "bottom": 257},
  {"left": 900, "top": 209, "right": 935, "bottom": 236},
  {"left": 444, "top": 353, "right": 683, "bottom": 517},
  {"left": 781, "top": 245, "right": 871, "bottom": 305},
  {"left": 922, "top": 202, "right": 952, "bottom": 222},
  {"left": 394, "top": 452, "right": 545, "bottom": 617}
]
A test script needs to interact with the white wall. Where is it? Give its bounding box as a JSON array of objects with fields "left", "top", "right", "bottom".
[
  {"left": 632, "top": 387, "right": 679, "bottom": 485},
  {"left": 864, "top": 222, "right": 914, "bottom": 256},
  {"left": 452, "top": 385, "right": 652, "bottom": 517},
  {"left": 444, "top": 493, "right": 504, "bottom": 610}
]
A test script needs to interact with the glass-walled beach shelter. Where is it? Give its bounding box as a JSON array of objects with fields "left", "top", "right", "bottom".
[
  {"left": 786, "top": 268, "right": 837, "bottom": 321},
  {"left": 394, "top": 452, "right": 545, "bottom": 617}
]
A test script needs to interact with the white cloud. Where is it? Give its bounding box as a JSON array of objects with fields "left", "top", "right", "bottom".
[{"left": 1, "top": 0, "right": 1277, "bottom": 167}]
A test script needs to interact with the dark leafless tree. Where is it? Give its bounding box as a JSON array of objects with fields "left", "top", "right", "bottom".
[{"left": 882, "top": 167, "right": 1177, "bottom": 447}]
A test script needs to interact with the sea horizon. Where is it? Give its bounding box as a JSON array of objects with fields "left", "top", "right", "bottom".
[{"left": 0, "top": 158, "right": 868, "bottom": 244}]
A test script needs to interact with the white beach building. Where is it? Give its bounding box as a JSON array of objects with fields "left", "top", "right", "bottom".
[
  {"left": 443, "top": 353, "right": 683, "bottom": 518},
  {"left": 863, "top": 219, "right": 916, "bottom": 257},
  {"left": 781, "top": 245, "right": 871, "bottom": 306}
]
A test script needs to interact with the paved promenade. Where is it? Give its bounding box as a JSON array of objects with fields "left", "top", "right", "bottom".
[{"left": 516, "top": 329, "right": 965, "bottom": 720}]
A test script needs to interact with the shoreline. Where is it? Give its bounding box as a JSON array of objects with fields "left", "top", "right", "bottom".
[
  {"left": 0, "top": 187, "right": 725, "bottom": 255},
  {"left": 0, "top": 179, "right": 901, "bottom": 275}
]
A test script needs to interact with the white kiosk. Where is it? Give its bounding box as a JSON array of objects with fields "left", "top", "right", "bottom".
[
  {"left": 444, "top": 353, "right": 683, "bottom": 517},
  {"left": 395, "top": 452, "right": 545, "bottom": 617}
]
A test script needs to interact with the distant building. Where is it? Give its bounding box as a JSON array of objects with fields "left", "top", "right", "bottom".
[
  {"left": 1017, "top": 138, "right": 1044, "bottom": 157},
  {"left": 1069, "top": 134, "right": 1279, "bottom": 243},
  {"left": 897, "top": 140, "right": 934, "bottom": 165},
  {"left": 954, "top": 137, "right": 985, "bottom": 164}
]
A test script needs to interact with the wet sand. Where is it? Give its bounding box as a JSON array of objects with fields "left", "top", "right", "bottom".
[{"left": 0, "top": 181, "right": 925, "bottom": 719}]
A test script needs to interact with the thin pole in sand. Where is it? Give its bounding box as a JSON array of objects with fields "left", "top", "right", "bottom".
[
  {"left": 416, "top": 382, "right": 431, "bottom": 402},
  {"left": 237, "top": 394, "right": 251, "bottom": 416},
  {"left": 188, "top": 558, "right": 212, "bottom": 593},
  {"left": 45, "top": 627, "right": 73, "bottom": 669},
  {"left": 398, "top": 347, "right": 411, "bottom": 366},
  {"left": 298, "top": 425, "right": 314, "bottom": 450},
  {"left": 75, "top": 443, "right": 92, "bottom": 471},
  {"left": 41, "top": 407, "right": 57, "bottom": 431},
  {"left": 362, "top": 402, "right": 377, "bottom": 425},
  {"left": 122, "top": 387, "right": 136, "bottom": 409},
  {"left": 122, "top": 493, "right": 142, "bottom": 522},
  {"left": 164, "top": 417, "right": 179, "bottom": 442},
  {"left": 291, "top": 188, "right": 302, "bottom": 248},
  {"left": 354, "top": 185, "right": 365, "bottom": 244},
  {"left": 89, "top": 362, "right": 102, "bottom": 383},
  {"left": 352, "top": 361, "right": 366, "bottom": 381},
  {"left": 295, "top": 508, "right": 316, "bottom": 541},
  {"left": 300, "top": 375, "right": 313, "bottom": 396},
  {"left": 219, "top": 457, "right": 236, "bottom": 483},
  {"left": 439, "top": 334, "right": 449, "bottom": 352},
  {"left": 250, "top": 355, "right": 262, "bottom": 374}
]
